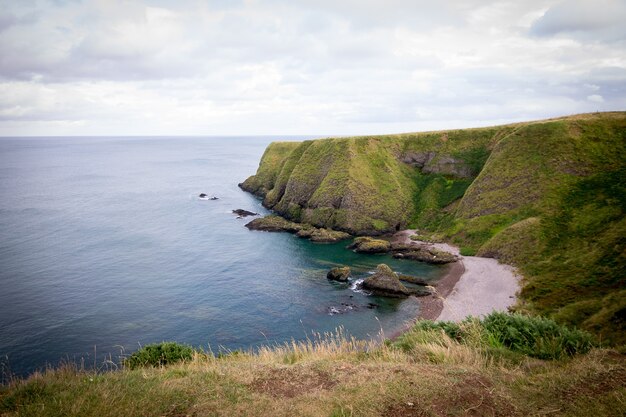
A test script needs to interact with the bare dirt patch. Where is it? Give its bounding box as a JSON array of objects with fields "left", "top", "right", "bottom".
[
  {"left": 385, "top": 374, "right": 517, "bottom": 417},
  {"left": 560, "top": 364, "right": 626, "bottom": 400},
  {"left": 250, "top": 366, "right": 337, "bottom": 398}
]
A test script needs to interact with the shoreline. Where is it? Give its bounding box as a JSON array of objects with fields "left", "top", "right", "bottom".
[{"left": 388, "top": 229, "right": 520, "bottom": 337}]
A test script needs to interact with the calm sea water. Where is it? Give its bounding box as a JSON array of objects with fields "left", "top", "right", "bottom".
[{"left": 0, "top": 137, "right": 446, "bottom": 378}]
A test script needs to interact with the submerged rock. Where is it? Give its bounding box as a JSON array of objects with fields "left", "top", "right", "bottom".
[
  {"left": 327, "top": 266, "right": 351, "bottom": 282},
  {"left": 232, "top": 209, "right": 259, "bottom": 217},
  {"left": 347, "top": 237, "right": 391, "bottom": 253},
  {"left": 328, "top": 302, "right": 358, "bottom": 315},
  {"left": 362, "top": 264, "right": 410, "bottom": 297}
]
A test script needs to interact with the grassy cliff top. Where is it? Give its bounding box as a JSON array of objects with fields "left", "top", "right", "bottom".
[{"left": 242, "top": 112, "right": 626, "bottom": 344}]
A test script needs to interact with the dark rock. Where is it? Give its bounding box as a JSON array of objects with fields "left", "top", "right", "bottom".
[
  {"left": 232, "top": 209, "right": 259, "bottom": 217},
  {"left": 400, "top": 151, "right": 435, "bottom": 168},
  {"left": 327, "top": 266, "right": 351, "bottom": 282},
  {"left": 199, "top": 193, "right": 207, "bottom": 198},
  {"left": 362, "top": 264, "right": 410, "bottom": 297},
  {"left": 347, "top": 237, "right": 391, "bottom": 253},
  {"left": 210, "top": 196, "right": 219, "bottom": 200},
  {"left": 366, "top": 303, "right": 379, "bottom": 309},
  {"left": 328, "top": 303, "right": 358, "bottom": 315},
  {"left": 408, "top": 288, "right": 432, "bottom": 297}
]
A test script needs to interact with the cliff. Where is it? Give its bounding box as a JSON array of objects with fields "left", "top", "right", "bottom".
[
  {"left": 240, "top": 127, "right": 496, "bottom": 234},
  {"left": 242, "top": 112, "right": 626, "bottom": 344}
]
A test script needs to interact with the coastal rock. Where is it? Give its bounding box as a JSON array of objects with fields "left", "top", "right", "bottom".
[
  {"left": 348, "top": 237, "right": 391, "bottom": 253},
  {"left": 295, "top": 228, "right": 314, "bottom": 238},
  {"left": 327, "top": 266, "right": 351, "bottom": 282},
  {"left": 408, "top": 287, "right": 433, "bottom": 297},
  {"left": 245, "top": 215, "right": 303, "bottom": 233},
  {"left": 397, "top": 274, "right": 429, "bottom": 286},
  {"left": 390, "top": 242, "right": 420, "bottom": 252},
  {"left": 362, "top": 264, "right": 410, "bottom": 297},
  {"left": 246, "top": 215, "right": 351, "bottom": 243},
  {"left": 297, "top": 227, "right": 351, "bottom": 242},
  {"left": 232, "top": 209, "right": 259, "bottom": 217},
  {"left": 393, "top": 247, "right": 457, "bottom": 264},
  {"left": 309, "top": 228, "right": 351, "bottom": 243}
]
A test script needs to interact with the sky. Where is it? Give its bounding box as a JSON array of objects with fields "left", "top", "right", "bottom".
[{"left": 0, "top": 0, "right": 625, "bottom": 136}]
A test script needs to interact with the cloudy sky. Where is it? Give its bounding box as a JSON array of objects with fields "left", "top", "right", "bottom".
[{"left": 0, "top": 0, "right": 625, "bottom": 136}]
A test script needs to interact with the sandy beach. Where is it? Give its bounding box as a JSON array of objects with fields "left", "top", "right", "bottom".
[{"left": 392, "top": 230, "right": 520, "bottom": 322}]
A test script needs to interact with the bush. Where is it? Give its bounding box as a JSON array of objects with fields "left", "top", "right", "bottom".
[
  {"left": 459, "top": 247, "right": 477, "bottom": 256},
  {"left": 397, "top": 312, "right": 594, "bottom": 360},
  {"left": 482, "top": 312, "right": 594, "bottom": 359},
  {"left": 124, "top": 342, "right": 194, "bottom": 369},
  {"left": 411, "top": 319, "right": 463, "bottom": 340}
]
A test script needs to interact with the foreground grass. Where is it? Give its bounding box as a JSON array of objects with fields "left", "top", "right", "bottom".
[{"left": 2, "top": 322, "right": 624, "bottom": 417}]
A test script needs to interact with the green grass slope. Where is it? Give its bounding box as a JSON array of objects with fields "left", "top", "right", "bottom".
[{"left": 242, "top": 112, "right": 626, "bottom": 343}]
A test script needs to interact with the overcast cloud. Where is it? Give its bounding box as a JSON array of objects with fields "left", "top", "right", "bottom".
[{"left": 0, "top": 0, "right": 624, "bottom": 136}]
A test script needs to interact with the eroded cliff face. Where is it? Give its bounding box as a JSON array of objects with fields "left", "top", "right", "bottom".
[
  {"left": 241, "top": 138, "right": 417, "bottom": 234},
  {"left": 240, "top": 127, "right": 502, "bottom": 235}
]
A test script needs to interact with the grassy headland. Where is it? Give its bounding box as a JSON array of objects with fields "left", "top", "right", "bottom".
[{"left": 241, "top": 112, "right": 626, "bottom": 344}]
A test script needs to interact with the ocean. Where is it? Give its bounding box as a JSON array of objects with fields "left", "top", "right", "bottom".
[{"left": 0, "top": 136, "right": 446, "bottom": 378}]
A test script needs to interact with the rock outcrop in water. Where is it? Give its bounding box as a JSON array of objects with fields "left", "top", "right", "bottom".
[
  {"left": 232, "top": 209, "right": 259, "bottom": 217},
  {"left": 362, "top": 264, "right": 410, "bottom": 297},
  {"left": 347, "top": 237, "right": 391, "bottom": 253},
  {"left": 327, "top": 266, "right": 351, "bottom": 282},
  {"left": 392, "top": 247, "right": 458, "bottom": 264},
  {"left": 245, "top": 215, "right": 351, "bottom": 243}
]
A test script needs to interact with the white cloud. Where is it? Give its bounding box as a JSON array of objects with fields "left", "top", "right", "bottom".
[
  {"left": 530, "top": 0, "right": 626, "bottom": 40},
  {"left": 0, "top": 0, "right": 624, "bottom": 136}
]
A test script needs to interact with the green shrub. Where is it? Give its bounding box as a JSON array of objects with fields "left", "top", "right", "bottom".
[
  {"left": 481, "top": 312, "right": 594, "bottom": 359},
  {"left": 459, "top": 247, "right": 476, "bottom": 256},
  {"left": 397, "top": 313, "right": 594, "bottom": 360},
  {"left": 124, "top": 342, "right": 194, "bottom": 369}
]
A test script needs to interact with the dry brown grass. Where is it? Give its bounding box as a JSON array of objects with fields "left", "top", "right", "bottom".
[{"left": 1, "top": 329, "right": 624, "bottom": 417}]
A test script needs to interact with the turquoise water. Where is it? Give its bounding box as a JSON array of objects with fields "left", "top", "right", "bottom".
[{"left": 0, "top": 137, "right": 446, "bottom": 378}]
